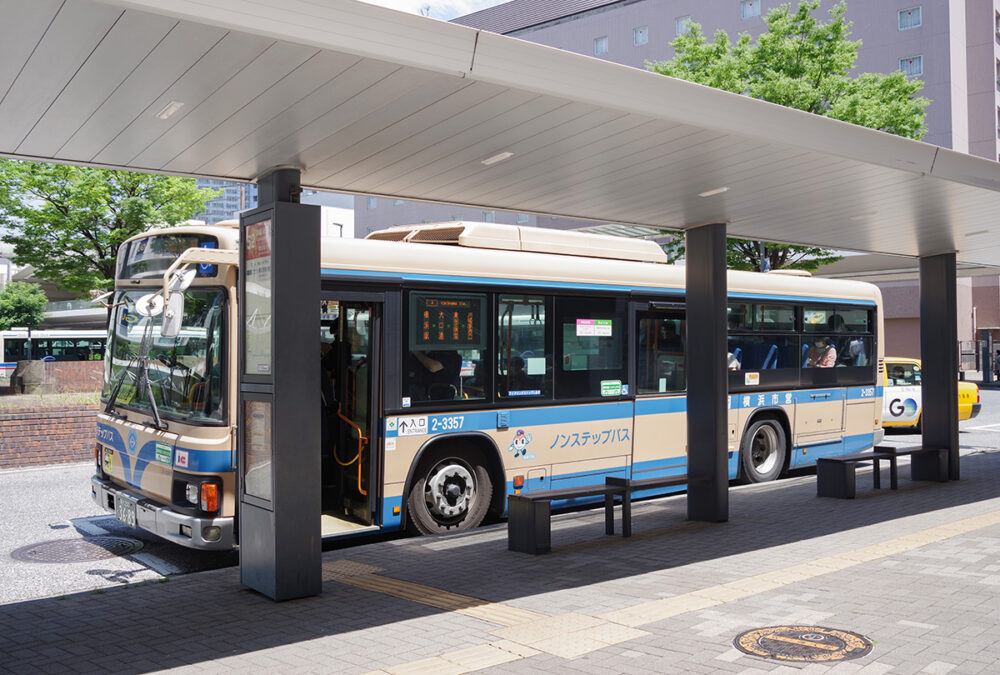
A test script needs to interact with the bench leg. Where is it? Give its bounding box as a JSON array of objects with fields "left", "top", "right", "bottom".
[
  {"left": 873, "top": 458, "right": 881, "bottom": 490},
  {"left": 622, "top": 491, "right": 632, "bottom": 537},
  {"left": 508, "top": 498, "right": 551, "bottom": 554},
  {"left": 604, "top": 492, "right": 615, "bottom": 535},
  {"left": 889, "top": 457, "right": 898, "bottom": 490},
  {"left": 817, "top": 460, "right": 856, "bottom": 499}
]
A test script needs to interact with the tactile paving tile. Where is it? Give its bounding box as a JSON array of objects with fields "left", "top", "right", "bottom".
[
  {"left": 321, "top": 559, "right": 385, "bottom": 580},
  {"left": 338, "top": 574, "right": 545, "bottom": 626}
]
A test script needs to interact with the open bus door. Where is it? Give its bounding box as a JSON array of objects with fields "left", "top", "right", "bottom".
[{"left": 320, "top": 295, "right": 381, "bottom": 537}]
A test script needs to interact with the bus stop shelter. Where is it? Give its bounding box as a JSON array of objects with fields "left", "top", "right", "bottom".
[{"left": 2, "top": 0, "right": 999, "bottom": 599}]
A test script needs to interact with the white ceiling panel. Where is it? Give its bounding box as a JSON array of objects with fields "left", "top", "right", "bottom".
[
  {"left": 15, "top": 10, "right": 178, "bottom": 158},
  {"left": 0, "top": 0, "right": 999, "bottom": 269},
  {"left": 0, "top": 0, "right": 63, "bottom": 105},
  {"left": 0, "top": 1, "right": 123, "bottom": 150},
  {"left": 133, "top": 41, "right": 320, "bottom": 170},
  {"left": 167, "top": 50, "right": 361, "bottom": 174},
  {"left": 57, "top": 20, "right": 230, "bottom": 162},
  {"left": 94, "top": 31, "right": 275, "bottom": 166}
]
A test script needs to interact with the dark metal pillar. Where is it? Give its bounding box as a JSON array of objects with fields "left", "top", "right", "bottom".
[
  {"left": 238, "top": 168, "right": 322, "bottom": 600},
  {"left": 982, "top": 330, "right": 993, "bottom": 385},
  {"left": 686, "top": 222, "right": 729, "bottom": 522},
  {"left": 916, "top": 253, "right": 959, "bottom": 482}
]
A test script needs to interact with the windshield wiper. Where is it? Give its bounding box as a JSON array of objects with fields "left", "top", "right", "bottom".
[{"left": 105, "top": 314, "right": 167, "bottom": 431}]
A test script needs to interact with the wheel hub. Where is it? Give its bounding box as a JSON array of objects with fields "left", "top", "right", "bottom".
[{"left": 426, "top": 462, "right": 475, "bottom": 518}]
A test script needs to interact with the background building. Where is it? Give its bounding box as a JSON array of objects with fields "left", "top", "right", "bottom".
[{"left": 456, "top": 0, "right": 1000, "bottom": 365}]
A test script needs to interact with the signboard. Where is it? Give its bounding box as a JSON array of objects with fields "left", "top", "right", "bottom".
[
  {"left": 244, "top": 219, "right": 273, "bottom": 375},
  {"left": 243, "top": 399, "right": 273, "bottom": 502},
  {"left": 409, "top": 292, "right": 486, "bottom": 350}
]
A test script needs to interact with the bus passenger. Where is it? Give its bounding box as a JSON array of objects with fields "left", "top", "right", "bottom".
[
  {"left": 407, "top": 350, "right": 461, "bottom": 400},
  {"left": 806, "top": 336, "right": 837, "bottom": 368}
]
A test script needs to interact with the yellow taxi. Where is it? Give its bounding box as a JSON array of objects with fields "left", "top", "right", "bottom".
[{"left": 882, "top": 357, "right": 981, "bottom": 429}]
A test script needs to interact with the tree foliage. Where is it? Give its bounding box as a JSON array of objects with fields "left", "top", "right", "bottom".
[
  {"left": 0, "top": 161, "right": 218, "bottom": 294},
  {"left": 0, "top": 281, "right": 47, "bottom": 331},
  {"left": 650, "top": 1, "right": 930, "bottom": 270}
]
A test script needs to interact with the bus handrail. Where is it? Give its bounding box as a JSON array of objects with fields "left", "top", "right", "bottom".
[{"left": 336, "top": 404, "right": 369, "bottom": 497}]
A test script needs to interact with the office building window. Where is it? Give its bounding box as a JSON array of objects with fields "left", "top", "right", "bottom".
[
  {"left": 394, "top": 199, "right": 404, "bottom": 205},
  {"left": 675, "top": 16, "right": 693, "bottom": 36},
  {"left": 634, "top": 26, "right": 648, "bottom": 46},
  {"left": 483, "top": 210, "right": 496, "bottom": 223},
  {"left": 995, "top": 10, "right": 1000, "bottom": 38},
  {"left": 594, "top": 36, "right": 608, "bottom": 56},
  {"left": 741, "top": 1, "right": 760, "bottom": 20},
  {"left": 898, "top": 7, "right": 921, "bottom": 30},
  {"left": 899, "top": 56, "right": 922, "bottom": 78},
  {"left": 516, "top": 213, "right": 529, "bottom": 224},
  {"left": 367, "top": 197, "right": 377, "bottom": 209}
]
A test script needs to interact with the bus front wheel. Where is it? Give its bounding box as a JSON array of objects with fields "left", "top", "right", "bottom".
[
  {"left": 407, "top": 449, "right": 492, "bottom": 535},
  {"left": 740, "top": 418, "right": 786, "bottom": 483}
]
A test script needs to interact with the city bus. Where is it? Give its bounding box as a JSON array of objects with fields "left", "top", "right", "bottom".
[
  {"left": 2, "top": 329, "right": 106, "bottom": 377},
  {"left": 92, "top": 221, "right": 883, "bottom": 549}
]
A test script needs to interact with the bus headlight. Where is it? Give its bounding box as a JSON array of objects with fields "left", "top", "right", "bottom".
[{"left": 185, "top": 483, "right": 200, "bottom": 505}]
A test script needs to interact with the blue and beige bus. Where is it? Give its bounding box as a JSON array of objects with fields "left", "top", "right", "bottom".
[
  {"left": 2, "top": 328, "right": 106, "bottom": 378},
  {"left": 92, "top": 221, "right": 883, "bottom": 548}
]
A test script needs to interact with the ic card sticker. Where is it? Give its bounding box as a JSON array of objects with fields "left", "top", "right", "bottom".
[{"left": 745, "top": 372, "right": 760, "bottom": 386}]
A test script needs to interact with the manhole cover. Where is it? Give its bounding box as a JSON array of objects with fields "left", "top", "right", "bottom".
[
  {"left": 10, "top": 537, "right": 144, "bottom": 563},
  {"left": 734, "top": 625, "right": 873, "bottom": 662}
]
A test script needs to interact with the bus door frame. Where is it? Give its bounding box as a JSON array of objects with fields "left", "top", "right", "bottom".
[
  {"left": 320, "top": 288, "right": 384, "bottom": 526},
  {"left": 628, "top": 297, "right": 686, "bottom": 477}
]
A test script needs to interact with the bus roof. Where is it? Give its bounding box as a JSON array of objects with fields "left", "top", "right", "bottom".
[{"left": 326, "top": 225, "right": 881, "bottom": 304}]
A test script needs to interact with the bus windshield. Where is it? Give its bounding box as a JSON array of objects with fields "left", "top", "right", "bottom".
[{"left": 102, "top": 289, "right": 226, "bottom": 423}]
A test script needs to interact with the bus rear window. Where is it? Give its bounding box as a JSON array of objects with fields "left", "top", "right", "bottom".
[{"left": 118, "top": 234, "right": 219, "bottom": 280}]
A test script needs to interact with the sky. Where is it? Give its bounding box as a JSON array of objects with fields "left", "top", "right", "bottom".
[{"left": 358, "top": 0, "right": 508, "bottom": 21}]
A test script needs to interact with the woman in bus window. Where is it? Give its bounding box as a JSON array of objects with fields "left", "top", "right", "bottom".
[{"left": 806, "top": 336, "right": 837, "bottom": 368}]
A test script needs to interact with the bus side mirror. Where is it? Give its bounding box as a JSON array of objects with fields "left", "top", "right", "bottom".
[{"left": 161, "top": 292, "right": 184, "bottom": 338}]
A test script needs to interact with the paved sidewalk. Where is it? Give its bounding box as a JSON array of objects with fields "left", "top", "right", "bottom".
[{"left": 2, "top": 450, "right": 999, "bottom": 674}]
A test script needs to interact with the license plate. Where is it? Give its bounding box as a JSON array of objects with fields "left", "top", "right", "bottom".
[{"left": 115, "top": 493, "right": 137, "bottom": 529}]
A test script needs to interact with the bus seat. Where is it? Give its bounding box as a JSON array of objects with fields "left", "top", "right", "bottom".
[
  {"left": 801, "top": 343, "right": 810, "bottom": 367},
  {"left": 733, "top": 347, "right": 742, "bottom": 366},
  {"left": 762, "top": 344, "right": 778, "bottom": 369}
]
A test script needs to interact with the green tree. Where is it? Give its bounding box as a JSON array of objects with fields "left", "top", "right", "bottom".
[
  {"left": 0, "top": 160, "right": 218, "bottom": 294},
  {"left": 652, "top": 1, "right": 930, "bottom": 271},
  {"left": 0, "top": 281, "right": 47, "bottom": 358}
]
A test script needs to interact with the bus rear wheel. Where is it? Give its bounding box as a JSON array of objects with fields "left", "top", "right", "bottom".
[
  {"left": 408, "top": 449, "right": 492, "bottom": 535},
  {"left": 740, "top": 418, "right": 786, "bottom": 483}
]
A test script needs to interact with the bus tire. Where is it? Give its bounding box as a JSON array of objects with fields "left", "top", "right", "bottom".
[
  {"left": 407, "top": 448, "right": 492, "bottom": 535},
  {"left": 740, "top": 417, "right": 786, "bottom": 483}
]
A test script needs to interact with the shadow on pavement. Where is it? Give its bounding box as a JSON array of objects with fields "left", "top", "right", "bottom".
[{"left": 1, "top": 450, "right": 998, "bottom": 673}]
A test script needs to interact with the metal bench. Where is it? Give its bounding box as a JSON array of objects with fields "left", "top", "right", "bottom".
[
  {"left": 507, "top": 484, "right": 616, "bottom": 554},
  {"left": 507, "top": 473, "right": 690, "bottom": 554},
  {"left": 605, "top": 474, "right": 688, "bottom": 537},
  {"left": 816, "top": 445, "right": 947, "bottom": 499}
]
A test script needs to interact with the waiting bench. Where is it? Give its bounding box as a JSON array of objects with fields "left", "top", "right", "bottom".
[
  {"left": 507, "top": 473, "right": 688, "bottom": 554},
  {"left": 816, "top": 445, "right": 947, "bottom": 499}
]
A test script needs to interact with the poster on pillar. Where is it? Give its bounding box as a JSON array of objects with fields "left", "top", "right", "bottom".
[{"left": 244, "top": 218, "right": 273, "bottom": 376}]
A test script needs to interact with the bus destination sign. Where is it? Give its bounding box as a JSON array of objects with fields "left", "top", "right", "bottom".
[{"left": 411, "top": 293, "right": 485, "bottom": 350}]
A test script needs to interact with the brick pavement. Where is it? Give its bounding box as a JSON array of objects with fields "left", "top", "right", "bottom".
[{"left": 1, "top": 450, "right": 999, "bottom": 674}]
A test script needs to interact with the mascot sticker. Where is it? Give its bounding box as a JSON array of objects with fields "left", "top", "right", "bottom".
[{"left": 507, "top": 429, "right": 534, "bottom": 460}]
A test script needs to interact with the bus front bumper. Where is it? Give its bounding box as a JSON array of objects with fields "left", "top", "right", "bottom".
[{"left": 92, "top": 476, "right": 235, "bottom": 551}]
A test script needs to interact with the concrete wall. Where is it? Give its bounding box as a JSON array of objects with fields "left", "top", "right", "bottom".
[
  {"left": 0, "top": 405, "right": 97, "bottom": 469},
  {"left": 5, "top": 361, "right": 103, "bottom": 394}
]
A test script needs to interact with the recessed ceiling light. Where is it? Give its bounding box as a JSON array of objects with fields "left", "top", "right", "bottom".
[
  {"left": 849, "top": 211, "right": 878, "bottom": 221},
  {"left": 155, "top": 100, "right": 185, "bottom": 120},
  {"left": 964, "top": 229, "right": 989, "bottom": 237},
  {"left": 697, "top": 186, "right": 729, "bottom": 198},
  {"left": 481, "top": 151, "right": 514, "bottom": 166}
]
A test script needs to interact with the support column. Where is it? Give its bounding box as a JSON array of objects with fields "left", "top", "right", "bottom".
[
  {"left": 916, "top": 253, "right": 959, "bottom": 482},
  {"left": 686, "top": 223, "right": 729, "bottom": 522},
  {"left": 238, "top": 168, "right": 322, "bottom": 600}
]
